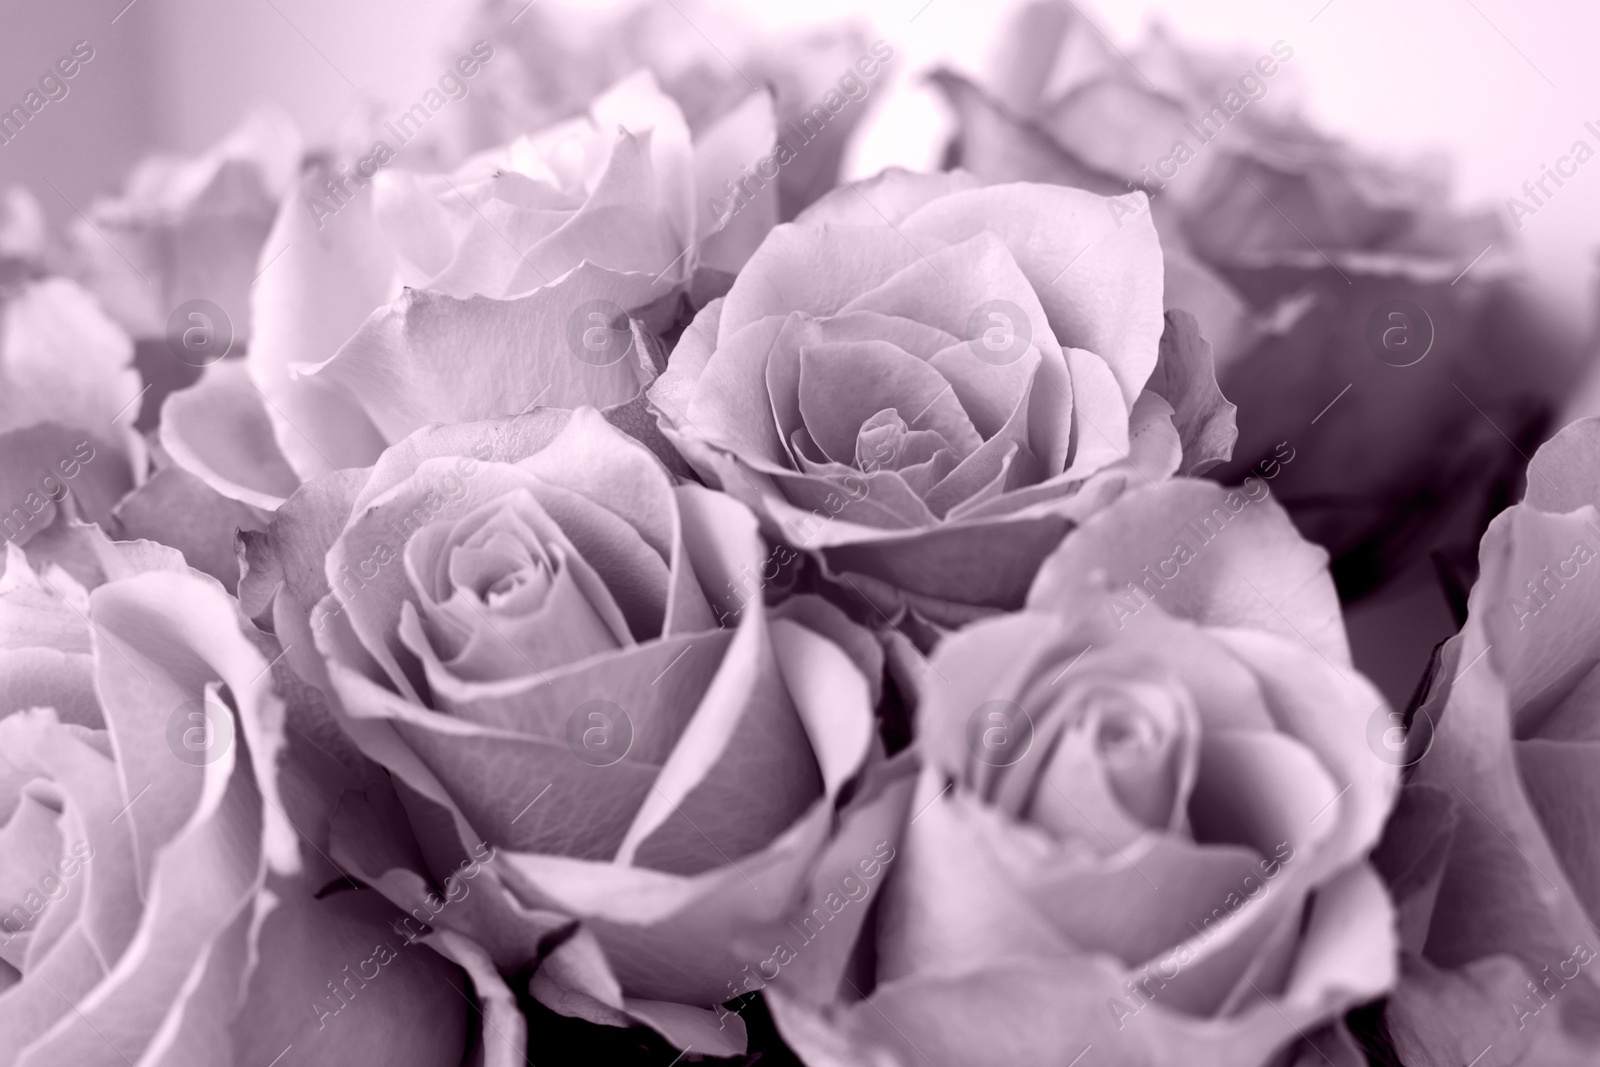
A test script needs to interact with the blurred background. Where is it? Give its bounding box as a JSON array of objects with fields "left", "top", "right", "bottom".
[
  {"left": 6, "top": 0, "right": 1596, "bottom": 309},
  {"left": 3, "top": 0, "right": 1598, "bottom": 704}
]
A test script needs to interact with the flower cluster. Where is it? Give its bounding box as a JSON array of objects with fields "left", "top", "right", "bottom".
[{"left": 0, "top": 2, "right": 1590, "bottom": 1066}]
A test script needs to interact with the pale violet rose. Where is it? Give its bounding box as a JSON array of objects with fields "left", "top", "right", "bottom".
[
  {"left": 937, "top": 0, "right": 1586, "bottom": 596},
  {"left": 1377, "top": 418, "right": 1600, "bottom": 1064},
  {"left": 0, "top": 277, "right": 143, "bottom": 547},
  {"left": 0, "top": 267, "right": 263, "bottom": 596},
  {"left": 445, "top": 0, "right": 880, "bottom": 223},
  {"left": 69, "top": 107, "right": 300, "bottom": 347},
  {"left": 771, "top": 477, "right": 1398, "bottom": 1067},
  {"left": 162, "top": 70, "right": 777, "bottom": 512},
  {"left": 35, "top": 111, "right": 296, "bottom": 581},
  {"left": 0, "top": 523, "right": 479, "bottom": 1066},
  {"left": 234, "top": 407, "right": 914, "bottom": 1058},
  {"left": 649, "top": 166, "right": 1235, "bottom": 630}
]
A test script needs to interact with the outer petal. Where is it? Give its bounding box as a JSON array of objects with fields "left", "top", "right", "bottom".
[
  {"left": 308, "top": 268, "right": 663, "bottom": 445},
  {"left": 899, "top": 182, "right": 1165, "bottom": 408},
  {"left": 159, "top": 360, "right": 303, "bottom": 511},
  {"left": 247, "top": 161, "right": 391, "bottom": 480},
  {"left": 1145, "top": 310, "right": 1237, "bottom": 476},
  {"left": 1029, "top": 478, "right": 1350, "bottom": 666},
  {"left": 228, "top": 885, "right": 469, "bottom": 1067},
  {"left": 692, "top": 90, "right": 779, "bottom": 274},
  {"left": 0, "top": 279, "right": 141, "bottom": 443}
]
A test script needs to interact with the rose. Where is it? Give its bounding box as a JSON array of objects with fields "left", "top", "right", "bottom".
[
  {"left": 161, "top": 70, "right": 777, "bottom": 515},
  {"left": 1376, "top": 418, "right": 1600, "bottom": 1064},
  {"left": 0, "top": 524, "right": 475, "bottom": 1065},
  {"left": 649, "top": 166, "right": 1235, "bottom": 630},
  {"left": 0, "top": 277, "right": 142, "bottom": 548},
  {"left": 31, "top": 111, "right": 294, "bottom": 581},
  {"left": 937, "top": 0, "right": 1586, "bottom": 597},
  {"left": 770, "top": 478, "right": 1398, "bottom": 1067},
  {"left": 236, "top": 407, "right": 914, "bottom": 1057},
  {"left": 447, "top": 0, "right": 878, "bottom": 223},
  {"left": 0, "top": 267, "right": 266, "bottom": 592},
  {"left": 67, "top": 109, "right": 300, "bottom": 431},
  {"left": 69, "top": 107, "right": 300, "bottom": 346}
]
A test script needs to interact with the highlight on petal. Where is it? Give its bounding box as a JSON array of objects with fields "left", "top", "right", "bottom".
[{"left": 160, "top": 360, "right": 303, "bottom": 511}]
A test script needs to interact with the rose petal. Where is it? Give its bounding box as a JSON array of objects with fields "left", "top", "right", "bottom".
[
  {"left": 717, "top": 224, "right": 921, "bottom": 341},
  {"left": 693, "top": 90, "right": 779, "bottom": 274},
  {"left": 0, "top": 545, "right": 91, "bottom": 654},
  {"left": 617, "top": 607, "right": 822, "bottom": 877},
  {"left": 159, "top": 360, "right": 303, "bottom": 510},
  {"left": 1145, "top": 309, "right": 1238, "bottom": 475},
  {"left": 792, "top": 167, "right": 986, "bottom": 228},
  {"left": 0, "top": 649, "right": 99, "bottom": 727},
  {"left": 328, "top": 658, "right": 664, "bottom": 861},
  {"left": 901, "top": 183, "right": 1164, "bottom": 407},
  {"left": 248, "top": 161, "right": 393, "bottom": 480},
  {"left": 0, "top": 424, "right": 131, "bottom": 547},
  {"left": 88, "top": 570, "right": 284, "bottom": 895},
  {"left": 307, "top": 270, "right": 659, "bottom": 447},
  {"left": 1029, "top": 478, "right": 1350, "bottom": 666},
  {"left": 0, "top": 280, "right": 142, "bottom": 444},
  {"left": 110, "top": 466, "right": 270, "bottom": 592},
  {"left": 448, "top": 133, "right": 678, "bottom": 296},
  {"left": 13, "top": 698, "right": 260, "bottom": 1066},
  {"left": 931, "top": 66, "right": 1128, "bottom": 194},
  {"left": 1473, "top": 503, "right": 1600, "bottom": 731},
  {"left": 229, "top": 885, "right": 470, "bottom": 1067},
  {"left": 1514, "top": 739, "right": 1600, "bottom": 929},
  {"left": 798, "top": 340, "right": 981, "bottom": 467}
]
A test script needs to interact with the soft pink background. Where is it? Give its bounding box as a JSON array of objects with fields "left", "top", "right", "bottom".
[{"left": 4, "top": 0, "right": 1594, "bottom": 311}]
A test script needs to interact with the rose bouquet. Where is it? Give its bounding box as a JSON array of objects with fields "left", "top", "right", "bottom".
[
  {"left": 935, "top": 0, "right": 1589, "bottom": 601},
  {"left": 0, "top": 1, "right": 1593, "bottom": 1065}
]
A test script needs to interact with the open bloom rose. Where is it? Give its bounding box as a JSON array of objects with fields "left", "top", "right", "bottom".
[
  {"left": 650, "top": 167, "right": 1234, "bottom": 629},
  {"left": 237, "top": 407, "right": 914, "bottom": 1057},
  {"left": 771, "top": 478, "right": 1397, "bottom": 1067},
  {"left": 447, "top": 0, "right": 878, "bottom": 222},
  {"left": 937, "top": 0, "right": 1585, "bottom": 596},
  {"left": 162, "top": 69, "right": 777, "bottom": 511},
  {"left": 0, "top": 277, "right": 142, "bottom": 547},
  {"left": 0, "top": 524, "right": 471, "bottom": 1065},
  {"left": 1378, "top": 418, "right": 1600, "bottom": 1064},
  {"left": 70, "top": 107, "right": 300, "bottom": 348}
]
